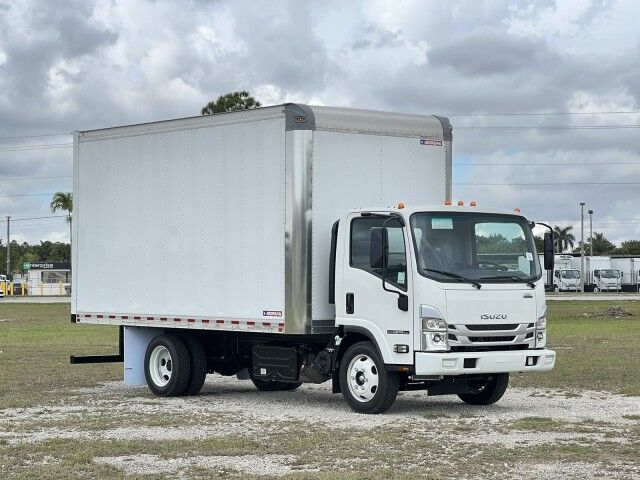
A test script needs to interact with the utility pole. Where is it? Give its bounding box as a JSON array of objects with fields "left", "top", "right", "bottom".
[
  {"left": 588, "top": 210, "right": 594, "bottom": 257},
  {"left": 580, "top": 203, "right": 585, "bottom": 292},
  {"left": 5, "top": 215, "right": 10, "bottom": 276}
]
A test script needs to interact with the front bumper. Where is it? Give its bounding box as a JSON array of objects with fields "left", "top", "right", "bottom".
[{"left": 415, "top": 349, "right": 556, "bottom": 376}]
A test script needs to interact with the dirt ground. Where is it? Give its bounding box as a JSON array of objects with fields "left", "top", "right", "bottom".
[
  {"left": 1, "top": 302, "right": 640, "bottom": 479},
  {"left": 2, "top": 376, "right": 639, "bottom": 479}
]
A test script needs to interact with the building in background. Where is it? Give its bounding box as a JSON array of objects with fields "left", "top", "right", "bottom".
[{"left": 25, "top": 262, "right": 71, "bottom": 296}]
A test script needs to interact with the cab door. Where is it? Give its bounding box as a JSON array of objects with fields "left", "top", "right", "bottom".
[{"left": 338, "top": 214, "right": 413, "bottom": 365}]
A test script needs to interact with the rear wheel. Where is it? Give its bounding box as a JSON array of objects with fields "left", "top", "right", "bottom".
[
  {"left": 339, "top": 341, "right": 399, "bottom": 414},
  {"left": 458, "top": 373, "right": 509, "bottom": 405},
  {"left": 182, "top": 336, "right": 207, "bottom": 396},
  {"left": 248, "top": 370, "right": 301, "bottom": 391},
  {"left": 144, "top": 334, "right": 191, "bottom": 397}
]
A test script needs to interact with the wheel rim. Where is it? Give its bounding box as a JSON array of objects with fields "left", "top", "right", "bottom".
[
  {"left": 149, "top": 345, "right": 172, "bottom": 387},
  {"left": 347, "top": 354, "right": 379, "bottom": 403}
]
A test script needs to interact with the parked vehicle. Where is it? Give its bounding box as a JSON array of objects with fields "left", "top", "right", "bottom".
[
  {"left": 551, "top": 255, "right": 580, "bottom": 292},
  {"left": 585, "top": 256, "right": 621, "bottom": 292},
  {"left": 71, "top": 105, "right": 556, "bottom": 414},
  {"left": 610, "top": 257, "right": 640, "bottom": 292},
  {"left": 0, "top": 274, "right": 5, "bottom": 298}
]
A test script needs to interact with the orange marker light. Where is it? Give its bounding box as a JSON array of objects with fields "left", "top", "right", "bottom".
[
  {"left": 470, "top": 201, "right": 477, "bottom": 207},
  {"left": 445, "top": 200, "right": 452, "bottom": 206},
  {"left": 457, "top": 200, "right": 464, "bottom": 206},
  {"left": 515, "top": 208, "right": 521, "bottom": 213},
  {"left": 397, "top": 202, "right": 405, "bottom": 209}
]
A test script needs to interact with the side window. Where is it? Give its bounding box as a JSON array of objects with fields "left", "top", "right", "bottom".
[{"left": 350, "top": 217, "right": 407, "bottom": 290}]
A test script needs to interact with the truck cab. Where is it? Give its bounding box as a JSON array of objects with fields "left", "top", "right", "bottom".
[
  {"left": 553, "top": 269, "right": 580, "bottom": 292},
  {"left": 331, "top": 204, "right": 556, "bottom": 412},
  {"left": 593, "top": 269, "right": 622, "bottom": 292}
]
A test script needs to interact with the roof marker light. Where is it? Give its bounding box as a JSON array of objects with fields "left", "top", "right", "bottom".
[
  {"left": 515, "top": 208, "right": 521, "bottom": 213},
  {"left": 397, "top": 202, "right": 405, "bottom": 209},
  {"left": 457, "top": 200, "right": 464, "bottom": 206},
  {"left": 470, "top": 201, "right": 477, "bottom": 207},
  {"left": 445, "top": 200, "right": 452, "bottom": 206}
]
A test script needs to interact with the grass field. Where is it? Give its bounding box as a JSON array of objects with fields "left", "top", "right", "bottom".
[{"left": 1, "top": 301, "right": 639, "bottom": 479}]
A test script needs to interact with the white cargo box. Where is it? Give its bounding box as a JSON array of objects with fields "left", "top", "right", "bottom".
[{"left": 72, "top": 104, "right": 452, "bottom": 334}]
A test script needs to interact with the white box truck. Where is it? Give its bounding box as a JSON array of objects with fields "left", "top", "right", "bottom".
[
  {"left": 551, "top": 255, "right": 581, "bottom": 292},
  {"left": 71, "top": 105, "right": 556, "bottom": 413},
  {"left": 611, "top": 257, "right": 640, "bottom": 292},
  {"left": 585, "top": 256, "right": 621, "bottom": 292}
]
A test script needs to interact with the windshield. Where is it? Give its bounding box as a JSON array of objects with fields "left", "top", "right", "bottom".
[
  {"left": 562, "top": 270, "right": 579, "bottom": 279},
  {"left": 600, "top": 269, "right": 620, "bottom": 278},
  {"left": 410, "top": 212, "right": 540, "bottom": 282}
]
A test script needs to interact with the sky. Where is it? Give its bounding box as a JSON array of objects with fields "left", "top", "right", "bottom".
[{"left": 0, "top": 0, "right": 639, "bottom": 246}]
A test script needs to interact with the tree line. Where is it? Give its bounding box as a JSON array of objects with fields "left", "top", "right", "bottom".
[
  {"left": 535, "top": 225, "right": 640, "bottom": 256},
  {"left": 1, "top": 240, "right": 71, "bottom": 275}
]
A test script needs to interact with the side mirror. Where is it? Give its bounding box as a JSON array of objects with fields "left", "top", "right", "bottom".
[
  {"left": 543, "top": 232, "right": 554, "bottom": 271},
  {"left": 370, "top": 227, "right": 387, "bottom": 269}
]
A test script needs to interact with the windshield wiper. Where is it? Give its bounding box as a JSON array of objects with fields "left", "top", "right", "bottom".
[
  {"left": 423, "top": 268, "right": 481, "bottom": 289},
  {"left": 479, "top": 275, "right": 535, "bottom": 289}
]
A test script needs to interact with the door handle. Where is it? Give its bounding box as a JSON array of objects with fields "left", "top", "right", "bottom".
[{"left": 346, "top": 293, "right": 354, "bottom": 314}]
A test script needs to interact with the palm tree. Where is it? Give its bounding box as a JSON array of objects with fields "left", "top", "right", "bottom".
[
  {"left": 553, "top": 225, "right": 575, "bottom": 253},
  {"left": 590, "top": 232, "right": 616, "bottom": 254},
  {"left": 50, "top": 192, "right": 73, "bottom": 243}
]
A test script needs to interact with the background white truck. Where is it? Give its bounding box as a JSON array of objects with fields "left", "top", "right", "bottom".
[
  {"left": 585, "top": 256, "right": 621, "bottom": 292},
  {"left": 71, "top": 104, "right": 556, "bottom": 413},
  {"left": 610, "top": 257, "right": 640, "bottom": 292},
  {"left": 551, "top": 255, "right": 580, "bottom": 292}
]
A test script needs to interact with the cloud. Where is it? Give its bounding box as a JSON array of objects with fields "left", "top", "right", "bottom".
[{"left": 0, "top": 0, "right": 639, "bottom": 245}]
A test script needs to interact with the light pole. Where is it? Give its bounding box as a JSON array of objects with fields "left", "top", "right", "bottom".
[
  {"left": 580, "top": 203, "right": 585, "bottom": 292},
  {"left": 5, "top": 215, "right": 9, "bottom": 276},
  {"left": 588, "top": 209, "right": 594, "bottom": 257}
]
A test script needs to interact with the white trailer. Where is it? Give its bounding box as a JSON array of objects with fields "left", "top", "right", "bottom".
[
  {"left": 71, "top": 105, "right": 555, "bottom": 413},
  {"left": 610, "top": 257, "right": 640, "bottom": 292},
  {"left": 585, "top": 256, "right": 621, "bottom": 292}
]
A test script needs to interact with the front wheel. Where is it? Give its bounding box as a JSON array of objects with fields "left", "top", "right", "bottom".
[
  {"left": 339, "top": 341, "right": 399, "bottom": 414},
  {"left": 593, "top": 286, "right": 599, "bottom": 293},
  {"left": 458, "top": 373, "right": 509, "bottom": 405}
]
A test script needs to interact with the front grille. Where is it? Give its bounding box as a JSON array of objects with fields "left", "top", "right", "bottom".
[
  {"left": 469, "top": 336, "right": 516, "bottom": 343},
  {"left": 465, "top": 324, "right": 518, "bottom": 331},
  {"left": 448, "top": 323, "right": 535, "bottom": 350}
]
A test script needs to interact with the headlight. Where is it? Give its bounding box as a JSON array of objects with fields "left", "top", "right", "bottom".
[
  {"left": 535, "top": 308, "right": 547, "bottom": 348},
  {"left": 422, "top": 318, "right": 447, "bottom": 331},
  {"left": 421, "top": 318, "right": 449, "bottom": 351}
]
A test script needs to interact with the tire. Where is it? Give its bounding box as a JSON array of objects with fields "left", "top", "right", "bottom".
[
  {"left": 182, "top": 336, "right": 207, "bottom": 396},
  {"left": 458, "top": 373, "right": 509, "bottom": 405},
  {"left": 553, "top": 285, "right": 559, "bottom": 292},
  {"left": 339, "top": 341, "right": 399, "bottom": 414},
  {"left": 144, "top": 334, "right": 191, "bottom": 396},
  {"left": 593, "top": 286, "right": 599, "bottom": 293},
  {"left": 248, "top": 370, "right": 302, "bottom": 391}
]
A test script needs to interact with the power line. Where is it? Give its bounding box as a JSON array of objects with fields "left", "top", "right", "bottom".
[
  {"left": 0, "top": 143, "right": 72, "bottom": 152},
  {"left": 455, "top": 162, "right": 640, "bottom": 166},
  {"left": 1, "top": 175, "right": 72, "bottom": 181},
  {"left": 446, "top": 110, "right": 640, "bottom": 117},
  {"left": 0, "top": 132, "right": 71, "bottom": 142},
  {"left": 9, "top": 215, "right": 67, "bottom": 222},
  {"left": 0, "top": 193, "right": 56, "bottom": 198},
  {"left": 455, "top": 124, "right": 640, "bottom": 130},
  {"left": 455, "top": 182, "right": 640, "bottom": 186}
]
